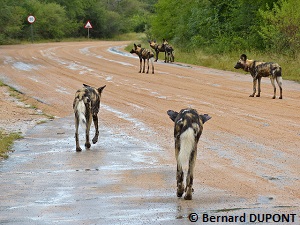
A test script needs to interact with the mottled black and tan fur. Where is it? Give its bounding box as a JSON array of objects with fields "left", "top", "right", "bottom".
[
  {"left": 130, "top": 43, "right": 154, "bottom": 74},
  {"left": 149, "top": 40, "right": 165, "bottom": 62},
  {"left": 73, "top": 84, "right": 106, "bottom": 151},
  {"left": 167, "top": 108, "right": 211, "bottom": 200},
  {"left": 234, "top": 54, "right": 283, "bottom": 99},
  {"left": 162, "top": 39, "right": 174, "bottom": 63}
]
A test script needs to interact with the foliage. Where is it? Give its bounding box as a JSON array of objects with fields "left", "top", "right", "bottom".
[
  {"left": 150, "top": 0, "right": 284, "bottom": 53},
  {"left": 148, "top": 0, "right": 300, "bottom": 81},
  {"left": 0, "top": 0, "right": 25, "bottom": 44},
  {"left": 0, "top": 0, "right": 156, "bottom": 43},
  {"left": 259, "top": 0, "right": 300, "bottom": 55},
  {"left": 0, "top": 130, "right": 22, "bottom": 159}
]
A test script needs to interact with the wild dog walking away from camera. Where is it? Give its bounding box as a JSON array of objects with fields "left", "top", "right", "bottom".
[
  {"left": 130, "top": 43, "right": 154, "bottom": 74},
  {"left": 149, "top": 40, "right": 165, "bottom": 62},
  {"left": 234, "top": 54, "right": 283, "bottom": 99},
  {"left": 73, "top": 84, "right": 106, "bottom": 151},
  {"left": 167, "top": 108, "right": 211, "bottom": 200},
  {"left": 162, "top": 39, "right": 175, "bottom": 63}
]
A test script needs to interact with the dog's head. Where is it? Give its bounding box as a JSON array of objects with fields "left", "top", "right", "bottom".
[
  {"left": 73, "top": 88, "right": 92, "bottom": 111},
  {"left": 234, "top": 54, "right": 247, "bottom": 70},
  {"left": 149, "top": 40, "right": 157, "bottom": 48},
  {"left": 167, "top": 108, "right": 211, "bottom": 140},
  {"left": 162, "top": 39, "right": 169, "bottom": 47},
  {"left": 130, "top": 43, "right": 142, "bottom": 54},
  {"left": 167, "top": 109, "right": 211, "bottom": 124}
]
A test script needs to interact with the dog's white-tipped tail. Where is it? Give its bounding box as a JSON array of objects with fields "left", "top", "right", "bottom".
[
  {"left": 178, "top": 127, "right": 195, "bottom": 170},
  {"left": 76, "top": 100, "right": 86, "bottom": 126}
]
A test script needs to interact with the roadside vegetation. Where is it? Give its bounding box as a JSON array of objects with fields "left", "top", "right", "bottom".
[
  {"left": 0, "top": 81, "right": 51, "bottom": 159},
  {"left": 148, "top": 0, "right": 300, "bottom": 82},
  {"left": 0, "top": 131, "right": 22, "bottom": 159},
  {"left": 2, "top": 0, "right": 300, "bottom": 79}
]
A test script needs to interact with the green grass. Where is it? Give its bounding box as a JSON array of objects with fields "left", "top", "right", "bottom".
[
  {"left": 175, "top": 49, "right": 300, "bottom": 82},
  {"left": 125, "top": 38, "right": 300, "bottom": 82},
  {"left": 111, "top": 32, "right": 146, "bottom": 41},
  {"left": 0, "top": 82, "right": 22, "bottom": 158},
  {"left": 0, "top": 82, "right": 54, "bottom": 159},
  {"left": 0, "top": 130, "right": 22, "bottom": 159}
]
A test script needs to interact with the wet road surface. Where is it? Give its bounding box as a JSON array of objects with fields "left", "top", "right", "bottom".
[
  {"left": 2, "top": 116, "right": 298, "bottom": 225},
  {"left": 0, "top": 41, "right": 299, "bottom": 224}
]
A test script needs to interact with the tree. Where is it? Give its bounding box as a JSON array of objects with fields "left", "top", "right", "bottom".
[
  {"left": 0, "top": 0, "right": 25, "bottom": 44},
  {"left": 22, "top": 0, "right": 72, "bottom": 40},
  {"left": 259, "top": 0, "right": 300, "bottom": 54}
]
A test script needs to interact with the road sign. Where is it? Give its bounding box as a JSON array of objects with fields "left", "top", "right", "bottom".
[
  {"left": 27, "top": 15, "right": 36, "bottom": 24},
  {"left": 84, "top": 21, "right": 93, "bottom": 29},
  {"left": 84, "top": 21, "right": 93, "bottom": 39}
]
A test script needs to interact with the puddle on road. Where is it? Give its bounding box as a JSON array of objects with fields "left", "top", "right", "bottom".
[
  {"left": 3, "top": 56, "right": 42, "bottom": 72},
  {"left": 2, "top": 115, "right": 298, "bottom": 224},
  {"left": 0, "top": 114, "right": 177, "bottom": 224}
]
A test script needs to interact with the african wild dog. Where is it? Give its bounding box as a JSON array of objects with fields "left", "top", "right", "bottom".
[
  {"left": 130, "top": 43, "right": 154, "bottom": 74},
  {"left": 149, "top": 40, "right": 165, "bottom": 62},
  {"left": 167, "top": 108, "right": 211, "bottom": 200},
  {"left": 73, "top": 84, "right": 106, "bottom": 151},
  {"left": 234, "top": 54, "right": 283, "bottom": 99},
  {"left": 162, "top": 39, "right": 174, "bottom": 63}
]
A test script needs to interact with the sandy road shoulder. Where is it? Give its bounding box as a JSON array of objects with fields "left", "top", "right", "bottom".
[{"left": 0, "top": 86, "right": 49, "bottom": 134}]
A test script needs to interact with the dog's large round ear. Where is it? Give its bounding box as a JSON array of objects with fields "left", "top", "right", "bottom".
[{"left": 240, "top": 54, "right": 247, "bottom": 61}]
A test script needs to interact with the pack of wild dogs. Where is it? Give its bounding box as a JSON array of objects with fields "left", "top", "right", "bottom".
[
  {"left": 129, "top": 39, "right": 175, "bottom": 74},
  {"left": 72, "top": 50, "right": 283, "bottom": 200}
]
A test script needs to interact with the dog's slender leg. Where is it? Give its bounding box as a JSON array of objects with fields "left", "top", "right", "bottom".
[
  {"left": 92, "top": 114, "right": 99, "bottom": 144},
  {"left": 142, "top": 58, "right": 146, "bottom": 73},
  {"left": 250, "top": 78, "right": 257, "bottom": 97},
  {"left": 270, "top": 76, "right": 276, "bottom": 99},
  {"left": 151, "top": 58, "right": 154, "bottom": 74},
  {"left": 184, "top": 149, "right": 196, "bottom": 200},
  {"left": 146, "top": 57, "right": 149, "bottom": 73},
  {"left": 85, "top": 119, "right": 91, "bottom": 149},
  {"left": 139, "top": 57, "right": 142, "bottom": 73},
  {"left": 256, "top": 77, "right": 261, "bottom": 97},
  {"left": 276, "top": 76, "right": 283, "bottom": 99},
  {"left": 75, "top": 115, "right": 82, "bottom": 152},
  {"left": 175, "top": 140, "right": 184, "bottom": 197},
  {"left": 177, "top": 164, "right": 184, "bottom": 197}
]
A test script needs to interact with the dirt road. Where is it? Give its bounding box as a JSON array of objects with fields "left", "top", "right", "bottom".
[{"left": 0, "top": 41, "right": 299, "bottom": 224}]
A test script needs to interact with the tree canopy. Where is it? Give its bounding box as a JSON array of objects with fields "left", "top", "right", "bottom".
[
  {"left": 1, "top": 0, "right": 300, "bottom": 55},
  {"left": 150, "top": 0, "right": 300, "bottom": 54},
  {"left": 0, "top": 0, "right": 155, "bottom": 43}
]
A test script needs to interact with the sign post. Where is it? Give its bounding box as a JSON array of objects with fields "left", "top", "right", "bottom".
[
  {"left": 27, "top": 15, "right": 36, "bottom": 43},
  {"left": 84, "top": 21, "right": 93, "bottom": 39}
]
